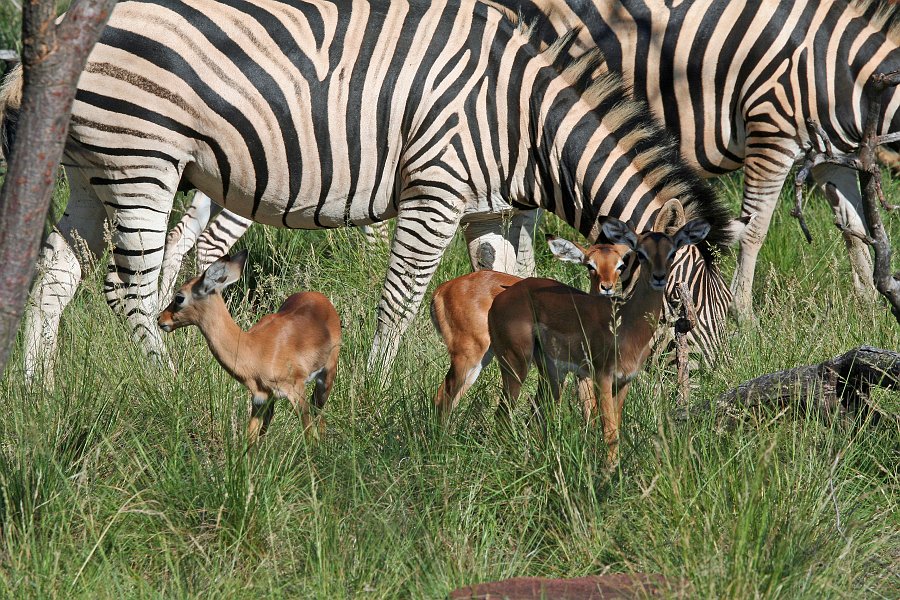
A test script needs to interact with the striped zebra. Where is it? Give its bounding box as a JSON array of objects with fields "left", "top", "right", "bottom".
[
  {"left": 490, "top": 0, "right": 900, "bottom": 319},
  {"left": 0, "top": 0, "right": 744, "bottom": 384}
]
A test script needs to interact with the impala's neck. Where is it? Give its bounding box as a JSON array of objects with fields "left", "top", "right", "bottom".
[
  {"left": 193, "top": 294, "right": 251, "bottom": 382},
  {"left": 614, "top": 265, "right": 666, "bottom": 351}
]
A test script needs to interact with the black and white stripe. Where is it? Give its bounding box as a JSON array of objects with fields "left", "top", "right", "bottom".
[
  {"left": 501, "top": 0, "right": 900, "bottom": 318},
  {"left": 1, "top": 0, "right": 740, "bottom": 379}
]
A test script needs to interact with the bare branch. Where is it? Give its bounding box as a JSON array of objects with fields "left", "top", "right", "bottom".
[
  {"left": 806, "top": 118, "right": 834, "bottom": 156},
  {"left": 793, "top": 69, "right": 900, "bottom": 324}
]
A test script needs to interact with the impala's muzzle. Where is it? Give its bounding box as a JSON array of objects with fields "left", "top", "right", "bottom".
[{"left": 158, "top": 310, "right": 175, "bottom": 332}]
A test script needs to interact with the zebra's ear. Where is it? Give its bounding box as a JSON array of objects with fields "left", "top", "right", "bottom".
[
  {"left": 601, "top": 218, "right": 638, "bottom": 249},
  {"left": 197, "top": 250, "right": 247, "bottom": 296},
  {"left": 546, "top": 234, "right": 587, "bottom": 264},
  {"left": 672, "top": 219, "right": 711, "bottom": 250},
  {"left": 653, "top": 198, "right": 686, "bottom": 235}
]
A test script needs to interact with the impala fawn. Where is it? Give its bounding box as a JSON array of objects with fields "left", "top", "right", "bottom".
[
  {"left": 430, "top": 235, "right": 635, "bottom": 420},
  {"left": 158, "top": 250, "right": 341, "bottom": 444},
  {"left": 488, "top": 217, "right": 711, "bottom": 464}
]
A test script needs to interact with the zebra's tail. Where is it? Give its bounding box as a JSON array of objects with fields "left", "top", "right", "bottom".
[{"left": 0, "top": 63, "right": 23, "bottom": 162}]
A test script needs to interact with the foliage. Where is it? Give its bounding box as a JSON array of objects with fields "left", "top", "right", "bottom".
[{"left": 0, "top": 174, "right": 898, "bottom": 598}]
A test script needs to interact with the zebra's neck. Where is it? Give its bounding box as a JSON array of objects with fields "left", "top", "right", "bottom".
[{"left": 511, "top": 52, "right": 702, "bottom": 242}]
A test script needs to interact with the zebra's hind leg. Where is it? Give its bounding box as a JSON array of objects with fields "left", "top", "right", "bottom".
[
  {"left": 462, "top": 212, "right": 521, "bottom": 274},
  {"left": 160, "top": 190, "right": 217, "bottom": 302},
  {"left": 95, "top": 172, "right": 177, "bottom": 370},
  {"left": 22, "top": 168, "right": 108, "bottom": 387},
  {"left": 195, "top": 208, "right": 252, "bottom": 272},
  {"left": 359, "top": 221, "right": 391, "bottom": 246},
  {"left": 812, "top": 164, "right": 876, "bottom": 300},
  {"left": 511, "top": 209, "right": 541, "bottom": 277},
  {"left": 730, "top": 152, "right": 794, "bottom": 322},
  {"left": 367, "top": 195, "right": 462, "bottom": 379}
]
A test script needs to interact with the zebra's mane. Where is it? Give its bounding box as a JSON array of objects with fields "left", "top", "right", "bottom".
[
  {"left": 0, "top": 63, "right": 23, "bottom": 161},
  {"left": 511, "top": 18, "right": 735, "bottom": 259},
  {"left": 851, "top": 0, "right": 900, "bottom": 46}
]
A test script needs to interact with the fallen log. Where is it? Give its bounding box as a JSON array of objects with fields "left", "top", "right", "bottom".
[
  {"left": 448, "top": 573, "right": 681, "bottom": 599},
  {"left": 685, "top": 346, "right": 899, "bottom": 425}
]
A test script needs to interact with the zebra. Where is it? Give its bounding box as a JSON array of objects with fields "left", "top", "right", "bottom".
[
  {"left": 486, "top": 0, "right": 900, "bottom": 319},
  {"left": 0, "top": 0, "right": 745, "bottom": 385}
]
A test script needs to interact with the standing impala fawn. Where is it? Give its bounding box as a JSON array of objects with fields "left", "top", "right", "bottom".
[
  {"left": 488, "top": 217, "right": 711, "bottom": 464},
  {"left": 157, "top": 250, "right": 341, "bottom": 444},
  {"left": 430, "top": 236, "right": 635, "bottom": 420}
]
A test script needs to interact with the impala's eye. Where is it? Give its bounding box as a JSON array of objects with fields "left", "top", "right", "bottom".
[{"left": 174, "top": 292, "right": 187, "bottom": 307}]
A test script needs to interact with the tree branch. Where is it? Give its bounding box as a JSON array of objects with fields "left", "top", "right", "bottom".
[{"left": 792, "top": 68, "right": 900, "bottom": 324}]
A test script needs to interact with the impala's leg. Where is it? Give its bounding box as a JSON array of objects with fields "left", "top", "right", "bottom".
[
  {"left": 577, "top": 376, "right": 598, "bottom": 424},
  {"left": 23, "top": 168, "right": 107, "bottom": 387},
  {"left": 811, "top": 164, "right": 875, "bottom": 297},
  {"left": 160, "top": 191, "right": 216, "bottom": 302},
  {"left": 367, "top": 192, "right": 463, "bottom": 376},
  {"left": 311, "top": 346, "right": 340, "bottom": 435},
  {"left": 598, "top": 375, "right": 620, "bottom": 465},
  {"left": 95, "top": 166, "right": 178, "bottom": 366},
  {"left": 495, "top": 348, "right": 531, "bottom": 423},
  {"left": 731, "top": 149, "right": 796, "bottom": 321},
  {"left": 463, "top": 213, "right": 519, "bottom": 274},
  {"left": 532, "top": 352, "right": 562, "bottom": 430},
  {"left": 285, "top": 382, "right": 314, "bottom": 436},
  {"left": 434, "top": 343, "right": 493, "bottom": 420},
  {"left": 196, "top": 208, "right": 252, "bottom": 272},
  {"left": 249, "top": 393, "right": 275, "bottom": 445}
]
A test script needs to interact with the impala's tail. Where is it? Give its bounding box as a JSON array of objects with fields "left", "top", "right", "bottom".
[{"left": 0, "top": 63, "right": 23, "bottom": 161}]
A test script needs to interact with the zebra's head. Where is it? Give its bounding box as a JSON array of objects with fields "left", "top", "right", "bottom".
[{"left": 158, "top": 250, "right": 248, "bottom": 333}]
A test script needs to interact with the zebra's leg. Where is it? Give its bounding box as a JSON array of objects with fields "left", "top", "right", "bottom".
[
  {"left": 811, "top": 164, "right": 876, "bottom": 298},
  {"left": 462, "top": 213, "right": 519, "bottom": 274},
  {"left": 511, "top": 209, "right": 541, "bottom": 277},
  {"left": 160, "top": 191, "right": 216, "bottom": 302},
  {"left": 22, "top": 169, "right": 107, "bottom": 387},
  {"left": 360, "top": 221, "right": 391, "bottom": 246},
  {"left": 196, "top": 209, "right": 252, "bottom": 272},
  {"left": 96, "top": 175, "right": 177, "bottom": 367},
  {"left": 367, "top": 197, "right": 462, "bottom": 376},
  {"left": 730, "top": 153, "right": 794, "bottom": 321}
]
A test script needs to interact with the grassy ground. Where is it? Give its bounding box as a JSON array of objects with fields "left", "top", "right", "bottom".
[{"left": 0, "top": 173, "right": 898, "bottom": 598}]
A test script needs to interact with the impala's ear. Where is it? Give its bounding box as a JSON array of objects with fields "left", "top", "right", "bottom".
[
  {"left": 672, "top": 219, "right": 711, "bottom": 250},
  {"left": 196, "top": 250, "right": 248, "bottom": 296},
  {"left": 653, "top": 198, "right": 686, "bottom": 235},
  {"left": 601, "top": 218, "right": 638, "bottom": 249},
  {"left": 546, "top": 234, "right": 587, "bottom": 264}
]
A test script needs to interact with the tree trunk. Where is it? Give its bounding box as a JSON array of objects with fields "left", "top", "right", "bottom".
[
  {"left": 684, "top": 346, "right": 900, "bottom": 426},
  {"left": 0, "top": 0, "right": 116, "bottom": 376}
]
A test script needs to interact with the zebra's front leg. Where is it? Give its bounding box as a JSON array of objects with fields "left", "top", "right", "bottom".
[
  {"left": 367, "top": 198, "right": 462, "bottom": 378},
  {"left": 160, "top": 191, "right": 216, "bottom": 302},
  {"left": 23, "top": 169, "right": 107, "bottom": 387},
  {"left": 104, "top": 204, "right": 173, "bottom": 368},
  {"left": 811, "top": 164, "right": 875, "bottom": 299}
]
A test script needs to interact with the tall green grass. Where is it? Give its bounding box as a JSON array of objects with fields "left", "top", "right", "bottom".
[{"left": 0, "top": 173, "right": 898, "bottom": 598}]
